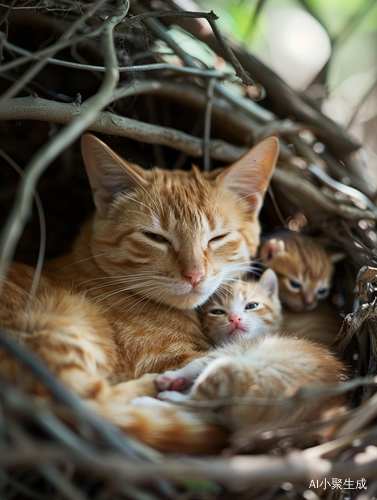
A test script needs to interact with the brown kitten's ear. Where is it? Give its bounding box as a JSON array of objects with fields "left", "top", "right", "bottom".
[
  {"left": 81, "top": 134, "right": 149, "bottom": 216},
  {"left": 329, "top": 252, "right": 346, "bottom": 264},
  {"left": 217, "top": 136, "right": 279, "bottom": 216},
  {"left": 260, "top": 238, "right": 285, "bottom": 261},
  {"left": 259, "top": 269, "right": 279, "bottom": 299}
]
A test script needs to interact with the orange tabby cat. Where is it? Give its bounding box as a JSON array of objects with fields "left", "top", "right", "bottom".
[
  {"left": 0, "top": 134, "right": 279, "bottom": 453},
  {"left": 198, "top": 269, "right": 282, "bottom": 346},
  {"left": 259, "top": 234, "right": 344, "bottom": 344},
  {"left": 259, "top": 234, "right": 343, "bottom": 311},
  {"left": 138, "top": 335, "right": 346, "bottom": 440}
]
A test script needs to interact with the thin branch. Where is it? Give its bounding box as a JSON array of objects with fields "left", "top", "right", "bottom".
[
  {"left": 332, "top": 297, "right": 377, "bottom": 356},
  {"left": 203, "top": 77, "right": 216, "bottom": 172},
  {"left": 0, "top": 0, "right": 129, "bottom": 283},
  {"left": 0, "top": 0, "right": 106, "bottom": 108},
  {"left": 272, "top": 168, "right": 377, "bottom": 222},
  {"left": 2, "top": 444, "right": 377, "bottom": 487},
  {"left": 0, "top": 329, "right": 154, "bottom": 460},
  {"left": 128, "top": 7, "right": 253, "bottom": 85},
  {"left": 3, "top": 39, "right": 236, "bottom": 80},
  {"left": 347, "top": 74, "right": 377, "bottom": 128},
  {"left": 0, "top": 149, "right": 46, "bottom": 329},
  {"left": 0, "top": 95, "right": 247, "bottom": 161}
]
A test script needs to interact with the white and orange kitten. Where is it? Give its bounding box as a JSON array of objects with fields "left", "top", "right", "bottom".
[
  {"left": 153, "top": 335, "right": 346, "bottom": 438},
  {"left": 198, "top": 269, "right": 282, "bottom": 345}
]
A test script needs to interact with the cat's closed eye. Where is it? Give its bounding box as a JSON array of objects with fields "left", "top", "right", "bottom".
[
  {"left": 209, "top": 234, "right": 229, "bottom": 244},
  {"left": 316, "top": 287, "right": 329, "bottom": 297},
  {"left": 143, "top": 232, "right": 170, "bottom": 244}
]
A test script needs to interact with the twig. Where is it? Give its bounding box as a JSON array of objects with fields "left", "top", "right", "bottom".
[
  {"left": 347, "top": 74, "right": 377, "bottom": 128},
  {"left": 0, "top": 0, "right": 129, "bottom": 283},
  {"left": 3, "top": 38, "right": 236, "bottom": 79},
  {"left": 155, "top": 376, "right": 376, "bottom": 409},
  {"left": 0, "top": 149, "right": 46, "bottom": 325},
  {"left": 332, "top": 297, "right": 377, "bottom": 356},
  {"left": 129, "top": 6, "right": 253, "bottom": 86},
  {"left": 164, "top": 1, "right": 361, "bottom": 155},
  {"left": 42, "top": 466, "right": 90, "bottom": 500},
  {"left": 203, "top": 77, "right": 216, "bottom": 172},
  {"left": 2, "top": 444, "right": 377, "bottom": 487},
  {"left": 0, "top": 95, "right": 247, "bottom": 161},
  {"left": 0, "top": 0, "right": 106, "bottom": 109},
  {"left": 273, "top": 168, "right": 377, "bottom": 222},
  {"left": 0, "top": 334, "right": 145, "bottom": 459}
]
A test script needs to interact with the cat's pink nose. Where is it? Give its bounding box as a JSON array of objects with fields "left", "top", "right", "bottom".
[
  {"left": 183, "top": 267, "right": 205, "bottom": 286},
  {"left": 229, "top": 312, "right": 242, "bottom": 325}
]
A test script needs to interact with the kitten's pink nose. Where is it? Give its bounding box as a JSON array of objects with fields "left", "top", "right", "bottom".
[
  {"left": 229, "top": 312, "right": 242, "bottom": 326},
  {"left": 183, "top": 267, "right": 205, "bottom": 286}
]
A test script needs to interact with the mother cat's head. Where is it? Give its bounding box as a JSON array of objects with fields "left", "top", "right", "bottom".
[{"left": 81, "top": 134, "right": 279, "bottom": 309}]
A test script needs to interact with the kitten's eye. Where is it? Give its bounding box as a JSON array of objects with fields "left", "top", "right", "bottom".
[
  {"left": 143, "top": 232, "right": 170, "bottom": 244},
  {"left": 288, "top": 279, "right": 301, "bottom": 290},
  {"left": 209, "top": 234, "right": 228, "bottom": 243},
  {"left": 209, "top": 309, "right": 226, "bottom": 315},
  {"left": 245, "top": 302, "right": 258, "bottom": 310},
  {"left": 316, "top": 287, "right": 329, "bottom": 296}
]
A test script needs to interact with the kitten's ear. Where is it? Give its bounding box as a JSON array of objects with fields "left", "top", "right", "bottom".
[
  {"left": 260, "top": 238, "right": 285, "bottom": 261},
  {"left": 259, "top": 269, "right": 279, "bottom": 299},
  {"left": 217, "top": 136, "right": 279, "bottom": 216},
  {"left": 81, "top": 134, "right": 149, "bottom": 216},
  {"left": 330, "top": 252, "right": 345, "bottom": 264}
]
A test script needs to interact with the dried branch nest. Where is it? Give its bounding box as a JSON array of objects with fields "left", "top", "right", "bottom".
[{"left": 1, "top": 0, "right": 377, "bottom": 499}]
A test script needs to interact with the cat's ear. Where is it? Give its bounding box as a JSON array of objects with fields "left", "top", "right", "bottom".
[
  {"left": 260, "top": 238, "right": 285, "bottom": 261},
  {"left": 217, "top": 136, "right": 279, "bottom": 216},
  {"left": 329, "top": 252, "right": 345, "bottom": 264},
  {"left": 259, "top": 269, "right": 279, "bottom": 299},
  {"left": 81, "top": 134, "right": 149, "bottom": 216}
]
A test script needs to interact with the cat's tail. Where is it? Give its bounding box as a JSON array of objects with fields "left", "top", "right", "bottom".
[{"left": 86, "top": 399, "right": 228, "bottom": 454}]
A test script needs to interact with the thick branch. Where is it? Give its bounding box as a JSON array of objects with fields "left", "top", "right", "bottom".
[
  {"left": 272, "top": 168, "right": 377, "bottom": 222},
  {"left": 2, "top": 445, "right": 377, "bottom": 487},
  {"left": 0, "top": 96, "right": 247, "bottom": 161},
  {"left": 165, "top": 0, "right": 361, "bottom": 156}
]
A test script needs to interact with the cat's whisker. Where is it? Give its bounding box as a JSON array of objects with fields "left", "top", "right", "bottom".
[
  {"left": 85, "top": 276, "right": 155, "bottom": 293},
  {"left": 224, "top": 188, "right": 267, "bottom": 211},
  {"left": 94, "top": 282, "right": 157, "bottom": 305},
  {"left": 116, "top": 286, "right": 163, "bottom": 320},
  {"left": 151, "top": 166, "right": 166, "bottom": 219},
  {"left": 120, "top": 193, "right": 159, "bottom": 220},
  {"left": 58, "top": 252, "right": 111, "bottom": 272},
  {"left": 76, "top": 272, "right": 157, "bottom": 288},
  {"left": 117, "top": 163, "right": 160, "bottom": 214}
]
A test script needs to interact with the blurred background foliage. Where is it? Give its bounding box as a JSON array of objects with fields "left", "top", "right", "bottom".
[{"left": 194, "top": 0, "right": 377, "bottom": 189}]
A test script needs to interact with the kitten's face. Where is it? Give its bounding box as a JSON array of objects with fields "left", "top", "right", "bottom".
[
  {"left": 260, "top": 235, "right": 342, "bottom": 312},
  {"left": 199, "top": 269, "right": 281, "bottom": 345},
  {"left": 81, "top": 135, "right": 278, "bottom": 310}
]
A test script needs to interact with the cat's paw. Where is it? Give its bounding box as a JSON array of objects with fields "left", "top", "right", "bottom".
[
  {"left": 156, "top": 371, "right": 188, "bottom": 392},
  {"left": 130, "top": 396, "right": 168, "bottom": 407},
  {"left": 158, "top": 390, "right": 187, "bottom": 403}
]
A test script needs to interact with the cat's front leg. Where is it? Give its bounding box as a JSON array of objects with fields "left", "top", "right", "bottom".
[{"left": 156, "top": 356, "right": 213, "bottom": 392}]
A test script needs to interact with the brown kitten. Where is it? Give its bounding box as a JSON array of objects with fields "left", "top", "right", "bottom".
[
  {"left": 148, "top": 335, "right": 346, "bottom": 439},
  {"left": 0, "top": 134, "right": 279, "bottom": 453},
  {"left": 259, "top": 234, "right": 344, "bottom": 312},
  {"left": 198, "top": 269, "right": 282, "bottom": 345}
]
